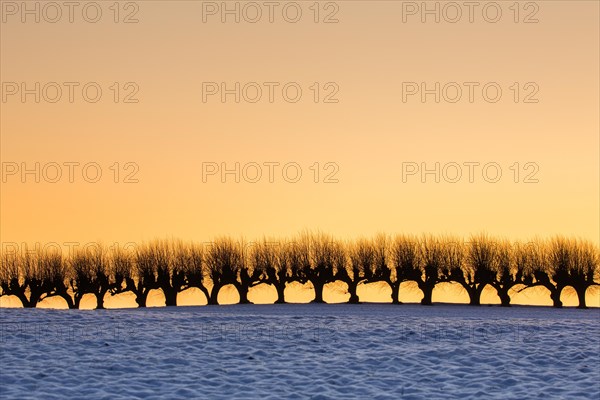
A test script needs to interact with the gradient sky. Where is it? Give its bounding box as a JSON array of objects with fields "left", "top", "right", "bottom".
[{"left": 1, "top": 1, "right": 598, "bottom": 249}]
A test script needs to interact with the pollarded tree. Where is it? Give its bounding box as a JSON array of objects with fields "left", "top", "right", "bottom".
[
  {"left": 70, "top": 251, "right": 92, "bottom": 309},
  {"left": 526, "top": 238, "right": 568, "bottom": 308},
  {"left": 2, "top": 249, "right": 51, "bottom": 308},
  {"left": 237, "top": 240, "right": 263, "bottom": 304},
  {"left": 446, "top": 235, "right": 494, "bottom": 306},
  {"left": 22, "top": 250, "right": 47, "bottom": 308},
  {"left": 36, "top": 250, "right": 74, "bottom": 308},
  {"left": 144, "top": 241, "right": 185, "bottom": 307},
  {"left": 107, "top": 246, "right": 155, "bottom": 308},
  {"left": 418, "top": 235, "right": 444, "bottom": 305},
  {"left": 108, "top": 247, "right": 140, "bottom": 303},
  {"left": 340, "top": 239, "right": 373, "bottom": 304},
  {"left": 131, "top": 244, "right": 161, "bottom": 307},
  {"left": 0, "top": 252, "right": 30, "bottom": 307},
  {"left": 307, "top": 233, "right": 340, "bottom": 303},
  {"left": 173, "top": 242, "right": 211, "bottom": 303},
  {"left": 70, "top": 245, "right": 110, "bottom": 309},
  {"left": 567, "top": 239, "right": 599, "bottom": 309},
  {"left": 205, "top": 238, "right": 244, "bottom": 305},
  {"left": 251, "top": 239, "right": 290, "bottom": 303},
  {"left": 388, "top": 235, "right": 421, "bottom": 304},
  {"left": 342, "top": 235, "right": 391, "bottom": 303},
  {"left": 488, "top": 240, "right": 526, "bottom": 307}
]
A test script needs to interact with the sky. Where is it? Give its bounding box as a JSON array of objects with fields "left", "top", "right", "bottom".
[{"left": 1, "top": 0, "right": 599, "bottom": 251}]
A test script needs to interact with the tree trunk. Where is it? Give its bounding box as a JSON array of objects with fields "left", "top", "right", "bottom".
[
  {"left": 237, "top": 284, "right": 250, "bottom": 304},
  {"left": 468, "top": 286, "right": 482, "bottom": 306},
  {"left": 420, "top": 284, "right": 433, "bottom": 306},
  {"left": 57, "top": 293, "right": 75, "bottom": 309},
  {"left": 347, "top": 282, "right": 359, "bottom": 304},
  {"left": 28, "top": 290, "right": 44, "bottom": 308},
  {"left": 575, "top": 285, "right": 587, "bottom": 309},
  {"left": 209, "top": 284, "right": 221, "bottom": 305},
  {"left": 275, "top": 283, "right": 286, "bottom": 304},
  {"left": 14, "top": 291, "right": 29, "bottom": 308},
  {"left": 498, "top": 288, "right": 511, "bottom": 307},
  {"left": 550, "top": 286, "right": 563, "bottom": 308},
  {"left": 135, "top": 290, "right": 148, "bottom": 307},
  {"left": 311, "top": 280, "right": 325, "bottom": 303},
  {"left": 390, "top": 282, "right": 401, "bottom": 305},
  {"left": 163, "top": 288, "right": 178, "bottom": 307},
  {"left": 96, "top": 289, "right": 107, "bottom": 309}
]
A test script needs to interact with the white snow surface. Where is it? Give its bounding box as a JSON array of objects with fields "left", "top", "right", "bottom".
[{"left": 1, "top": 304, "right": 599, "bottom": 399}]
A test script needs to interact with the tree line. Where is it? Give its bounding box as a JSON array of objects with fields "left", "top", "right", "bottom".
[{"left": 1, "top": 233, "right": 598, "bottom": 309}]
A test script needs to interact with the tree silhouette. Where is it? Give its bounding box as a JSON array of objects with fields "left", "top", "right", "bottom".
[
  {"left": 251, "top": 239, "right": 289, "bottom": 303},
  {"left": 173, "top": 242, "right": 211, "bottom": 304},
  {"left": 523, "top": 238, "right": 568, "bottom": 308},
  {"left": 36, "top": 251, "right": 73, "bottom": 308},
  {"left": 19, "top": 250, "right": 48, "bottom": 307},
  {"left": 237, "top": 241, "right": 262, "bottom": 304},
  {"left": 341, "top": 239, "right": 372, "bottom": 304},
  {"left": 570, "top": 239, "right": 599, "bottom": 308},
  {"left": 488, "top": 240, "right": 526, "bottom": 307},
  {"left": 70, "top": 246, "right": 110, "bottom": 309},
  {"left": 107, "top": 246, "right": 154, "bottom": 308},
  {"left": 446, "top": 235, "right": 494, "bottom": 306},
  {"left": 130, "top": 245, "right": 161, "bottom": 307},
  {"left": 142, "top": 241, "right": 185, "bottom": 307},
  {"left": 389, "top": 235, "right": 421, "bottom": 304},
  {"left": 0, "top": 251, "right": 30, "bottom": 307},
  {"left": 307, "top": 233, "right": 339, "bottom": 303},
  {"left": 418, "top": 236, "right": 443, "bottom": 305},
  {"left": 205, "top": 238, "right": 244, "bottom": 305}
]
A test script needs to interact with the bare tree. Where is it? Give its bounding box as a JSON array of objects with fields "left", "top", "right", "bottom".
[
  {"left": 0, "top": 251, "right": 30, "bottom": 307},
  {"left": 445, "top": 235, "right": 493, "bottom": 306},
  {"left": 251, "top": 239, "right": 290, "bottom": 303},
  {"left": 107, "top": 246, "right": 154, "bottom": 308},
  {"left": 567, "top": 239, "right": 599, "bottom": 308},
  {"left": 418, "top": 235, "right": 444, "bottom": 305},
  {"left": 341, "top": 239, "right": 373, "bottom": 304},
  {"left": 70, "top": 245, "right": 110, "bottom": 309},
  {"left": 205, "top": 238, "right": 244, "bottom": 305},
  {"left": 237, "top": 240, "right": 262, "bottom": 304},
  {"left": 389, "top": 235, "right": 421, "bottom": 304},
  {"left": 488, "top": 240, "right": 526, "bottom": 307},
  {"left": 173, "top": 242, "right": 211, "bottom": 303},
  {"left": 523, "top": 238, "right": 569, "bottom": 308},
  {"left": 131, "top": 244, "right": 161, "bottom": 307},
  {"left": 144, "top": 241, "right": 186, "bottom": 307},
  {"left": 25, "top": 251, "right": 50, "bottom": 307},
  {"left": 307, "top": 233, "right": 339, "bottom": 303},
  {"left": 35, "top": 250, "right": 74, "bottom": 308}
]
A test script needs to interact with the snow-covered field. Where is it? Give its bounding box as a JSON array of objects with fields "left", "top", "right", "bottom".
[{"left": 1, "top": 304, "right": 598, "bottom": 399}]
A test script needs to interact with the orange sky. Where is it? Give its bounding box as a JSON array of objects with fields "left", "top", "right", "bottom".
[{"left": 1, "top": 1, "right": 598, "bottom": 249}]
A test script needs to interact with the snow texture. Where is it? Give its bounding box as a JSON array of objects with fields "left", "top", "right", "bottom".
[{"left": 1, "top": 304, "right": 599, "bottom": 399}]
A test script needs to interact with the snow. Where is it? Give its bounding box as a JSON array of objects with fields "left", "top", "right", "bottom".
[{"left": 1, "top": 304, "right": 599, "bottom": 399}]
